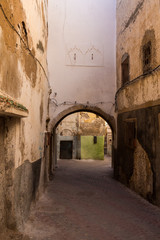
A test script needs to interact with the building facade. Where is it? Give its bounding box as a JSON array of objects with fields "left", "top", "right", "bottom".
[
  {"left": 116, "top": 0, "right": 160, "bottom": 205},
  {"left": 47, "top": 0, "right": 116, "bottom": 173},
  {"left": 0, "top": 0, "right": 49, "bottom": 230},
  {"left": 56, "top": 112, "right": 112, "bottom": 160}
]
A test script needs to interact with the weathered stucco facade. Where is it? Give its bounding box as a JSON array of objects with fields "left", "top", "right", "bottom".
[
  {"left": 116, "top": 0, "right": 160, "bottom": 205},
  {"left": 0, "top": 0, "right": 49, "bottom": 232},
  {"left": 56, "top": 112, "right": 112, "bottom": 160},
  {"left": 57, "top": 112, "right": 107, "bottom": 137}
]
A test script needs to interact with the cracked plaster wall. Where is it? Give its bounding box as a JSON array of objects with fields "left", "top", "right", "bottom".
[
  {"left": 130, "top": 140, "right": 153, "bottom": 200},
  {"left": 0, "top": 0, "right": 48, "bottom": 167},
  {"left": 116, "top": 105, "right": 160, "bottom": 205},
  {"left": 57, "top": 112, "right": 107, "bottom": 137},
  {"left": 116, "top": 1, "right": 160, "bottom": 205},
  {"left": 0, "top": 0, "right": 49, "bottom": 230},
  {"left": 116, "top": 0, "right": 160, "bottom": 112}
]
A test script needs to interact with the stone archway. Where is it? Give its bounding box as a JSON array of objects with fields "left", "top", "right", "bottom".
[
  {"left": 49, "top": 105, "right": 115, "bottom": 133},
  {"left": 48, "top": 105, "right": 116, "bottom": 177}
]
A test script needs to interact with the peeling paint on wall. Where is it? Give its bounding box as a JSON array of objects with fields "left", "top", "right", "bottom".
[
  {"left": 123, "top": 0, "right": 144, "bottom": 32},
  {"left": 130, "top": 141, "right": 153, "bottom": 200},
  {"left": 24, "top": 49, "right": 37, "bottom": 88},
  {"left": 0, "top": 0, "right": 37, "bottom": 94},
  {"left": 37, "top": 40, "right": 44, "bottom": 53},
  {"left": 0, "top": 0, "right": 49, "bottom": 231}
]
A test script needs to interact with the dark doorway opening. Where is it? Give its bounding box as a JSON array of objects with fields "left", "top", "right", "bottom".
[
  {"left": 60, "top": 141, "right": 73, "bottom": 159},
  {"left": 121, "top": 53, "right": 130, "bottom": 85}
]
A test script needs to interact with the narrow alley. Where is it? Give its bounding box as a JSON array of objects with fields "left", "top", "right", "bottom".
[
  {"left": 22, "top": 158, "right": 160, "bottom": 240},
  {"left": 1, "top": 0, "right": 160, "bottom": 239}
]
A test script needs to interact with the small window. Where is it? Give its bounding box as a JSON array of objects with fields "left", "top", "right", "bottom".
[
  {"left": 121, "top": 54, "right": 130, "bottom": 85},
  {"left": 93, "top": 136, "right": 97, "bottom": 144},
  {"left": 143, "top": 41, "right": 151, "bottom": 73},
  {"left": 124, "top": 119, "right": 136, "bottom": 149}
]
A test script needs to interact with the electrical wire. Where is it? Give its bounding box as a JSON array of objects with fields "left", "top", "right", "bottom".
[
  {"left": 50, "top": 98, "right": 114, "bottom": 108},
  {"left": 0, "top": 4, "right": 49, "bottom": 83},
  {"left": 115, "top": 63, "right": 160, "bottom": 110}
]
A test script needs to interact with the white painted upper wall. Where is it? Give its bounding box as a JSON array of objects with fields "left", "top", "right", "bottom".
[{"left": 48, "top": 0, "right": 116, "bottom": 122}]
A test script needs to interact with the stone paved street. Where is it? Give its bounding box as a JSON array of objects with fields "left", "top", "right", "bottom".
[{"left": 22, "top": 158, "right": 160, "bottom": 240}]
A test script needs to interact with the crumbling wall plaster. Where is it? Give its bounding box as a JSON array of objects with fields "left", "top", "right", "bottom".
[
  {"left": 4, "top": 118, "right": 17, "bottom": 230},
  {"left": 116, "top": 72, "right": 160, "bottom": 112},
  {"left": 130, "top": 141, "right": 153, "bottom": 200},
  {"left": 116, "top": 105, "right": 160, "bottom": 205},
  {"left": 116, "top": 0, "right": 160, "bottom": 92},
  {"left": 0, "top": 0, "right": 49, "bottom": 231},
  {"left": 58, "top": 112, "right": 107, "bottom": 137},
  {"left": 21, "top": 0, "right": 48, "bottom": 63},
  {"left": 0, "top": 0, "right": 48, "bottom": 165},
  {"left": 79, "top": 112, "right": 106, "bottom": 136}
]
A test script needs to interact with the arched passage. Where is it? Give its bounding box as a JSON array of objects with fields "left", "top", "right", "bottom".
[
  {"left": 48, "top": 105, "right": 116, "bottom": 178},
  {"left": 49, "top": 105, "right": 115, "bottom": 133}
]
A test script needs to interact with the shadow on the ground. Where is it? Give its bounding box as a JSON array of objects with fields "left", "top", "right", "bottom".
[{"left": 0, "top": 229, "right": 30, "bottom": 240}]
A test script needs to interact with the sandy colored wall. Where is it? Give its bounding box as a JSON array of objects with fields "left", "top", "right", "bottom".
[
  {"left": 116, "top": 0, "right": 160, "bottom": 112},
  {"left": 56, "top": 112, "right": 108, "bottom": 160},
  {"left": 0, "top": 0, "right": 49, "bottom": 230},
  {"left": 79, "top": 112, "right": 107, "bottom": 136},
  {"left": 0, "top": 0, "right": 49, "bottom": 166},
  {"left": 116, "top": 0, "right": 160, "bottom": 205},
  {"left": 57, "top": 112, "right": 107, "bottom": 136}
]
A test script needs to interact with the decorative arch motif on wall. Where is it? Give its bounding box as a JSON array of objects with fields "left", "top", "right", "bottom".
[{"left": 60, "top": 129, "right": 73, "bottom": 136}]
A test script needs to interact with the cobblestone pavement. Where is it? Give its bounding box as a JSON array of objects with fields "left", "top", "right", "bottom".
[{"left": 22, "top": 158, "right": 160, "bottom": 240}]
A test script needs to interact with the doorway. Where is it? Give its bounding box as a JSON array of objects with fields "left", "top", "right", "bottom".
[{"left": 60, "top": 141, "right": 73, "bottom": 159}]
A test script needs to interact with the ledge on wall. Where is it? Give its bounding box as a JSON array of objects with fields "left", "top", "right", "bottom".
[
  {"left": 0, "top": 95, "right": 29, "bottom": 118},
  {"left": 0, "top": 106, "right": 28, "bottom": 118}
]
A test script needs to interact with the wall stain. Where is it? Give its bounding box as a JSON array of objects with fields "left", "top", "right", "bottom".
[
  {"left": 40, "top": 97, "right": 44, "bottom": 124},
  {"left": 0, "top": 41, "right": 22, "bottom": 98},
  {"left": 129, "top": 140, "right": 153, "bottom": 201},
  {"left": 140, "top": 29, "right": 157, "bottom": 73},
  {"left": 19, "top": 120, "right": 25, "bottom": 162},
  {"left": 0, "top": 0, "right": 37, "bottom": 93},
  {"left": 37, "top": 40, "right": 44, "bottom": 53},
  {"left": 24, "top": 48, "right": 37, "bottom": 88},
  {"left": 122, "top": 0, "right": 144, "bottom": 33}
]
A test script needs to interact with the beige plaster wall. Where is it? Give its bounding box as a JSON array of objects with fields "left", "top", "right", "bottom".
[
  {"left": 0, "top": 0, "right": 49, "bottom": 168},
  {"left": 116, "top": 0, "right": 160, "bottom": 112},
  {"left": 48, "top": 0, "right": 116, "bottom": 127},
  {"left": 0, "top": 0, "right": 49, "bottom": 231},
  {"left": 116, "top": 0, "right": 160, "bottom": 204},
  {"left": 57, "top": 112, "right": 107, "bottom": 137}
]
